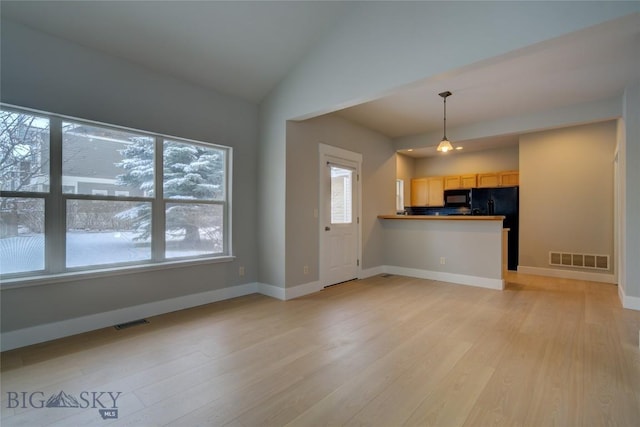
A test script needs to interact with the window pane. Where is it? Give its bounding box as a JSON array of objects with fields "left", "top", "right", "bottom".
[
  {"left": 0, "top": 110, "right": 50, "bottom": 192},
  {"left": 66, "top": 200, "right": 151, "bottom": 268},
  {"left": 0, "top": 197, "right": 45, "bottom": 274},
  {"left": 163, "top": 140, "right": 225, "bottom": 201},
  {"left": 396, "top": 179, "right": 404, "bottom": 212},
  {"left": 165, "top": 203, "right": 223, "bottom": 258},
  {"left": 330, "top": 166, "right": 353, "bottom": 224},
  {"left": 62, "top": 122, "right": 154, "bottom": 196}
]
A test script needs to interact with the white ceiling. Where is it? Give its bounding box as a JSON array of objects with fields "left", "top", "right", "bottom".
[{"left": 2, "top": 2, "right": 639, "bottom": 157}]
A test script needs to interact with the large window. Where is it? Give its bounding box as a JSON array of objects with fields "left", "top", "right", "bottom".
[{"left": 0, "top": 106, "right": 231, "bottom": 280}]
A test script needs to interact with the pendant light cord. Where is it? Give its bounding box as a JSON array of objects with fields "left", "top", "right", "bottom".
[
  {"left": 443, "top": 95, "right": 447, "bottom": 140},
  {"left": 439, "top": 91, "right": 451, "bottom": 141}
]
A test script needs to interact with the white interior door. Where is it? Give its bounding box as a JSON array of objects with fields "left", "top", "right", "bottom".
[{"left": 319, "top": 145, "right": 361, "bottom": 287}]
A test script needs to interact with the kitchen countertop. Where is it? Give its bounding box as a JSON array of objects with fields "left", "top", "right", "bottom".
[{"left": 378, "top": 214, "right": 505, "bottom": 221}]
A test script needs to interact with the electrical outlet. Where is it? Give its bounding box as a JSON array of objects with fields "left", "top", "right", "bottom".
[
  {"left": 239, "top": 266, "right": 245, "bottom": 276},
  {"left": 440, "top": 257, "right": 446, "bottom": 265},
  {"left": 303, "top": 265, "right": 309, "bottom": 274}
]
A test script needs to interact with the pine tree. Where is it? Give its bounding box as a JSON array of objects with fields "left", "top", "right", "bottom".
[
  {"left": 115, "top": 138, "right": 155, "bottom": 241},
  {"left": 116, "top": 139, "right": 224, "bottom": 244}
]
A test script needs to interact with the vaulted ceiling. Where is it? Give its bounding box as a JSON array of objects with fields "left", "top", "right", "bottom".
[
  {"left": 1, "top": 1, "right": 352, "bottom": 102},
  {"left": 2, "top": 2, "right": 639, "bottom": 157}
]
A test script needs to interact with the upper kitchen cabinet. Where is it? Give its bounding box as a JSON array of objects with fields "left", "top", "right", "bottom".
[
  {"left": 427, "top": 177, "right": 445, "bottom": 206},
  {"left": 444, "top": 175, "right": 461, "bottom": 190},
  {"left": 460, "top": 174, "right": 478, "bottom": 188},
  {"left": 411, "top": 178, "right": 428, "bottom": 205},
  {"left": 411, "top": 177, "right": 444, "bottom": 206},
  {"left": 477, "top": 173, "right": 500, "bottom": 188},
  {"left": 499, "top": 171, "right": 519, "bottom": 186},
  {"left": 444, "top": 174, "right": 477, "bottom": 190},
  {"left": 477, "top": 171, "right": 519, "bottom": 187}
]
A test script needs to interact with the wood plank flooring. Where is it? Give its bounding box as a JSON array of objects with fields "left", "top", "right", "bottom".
[{"left": 1, "top": 273, "right": 639, "bottom": 426}]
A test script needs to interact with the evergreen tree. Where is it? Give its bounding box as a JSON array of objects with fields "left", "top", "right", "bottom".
[
  {"left": 116, "top": 139, "right": 224, "bottom": 244},
  {"left": 115, "top": 138, "right": 155, "bottom": 241}
]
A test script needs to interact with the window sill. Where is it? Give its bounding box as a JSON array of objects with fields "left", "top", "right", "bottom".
[{"left": 0, "top": 256, "right": 236, "bottom": 290}]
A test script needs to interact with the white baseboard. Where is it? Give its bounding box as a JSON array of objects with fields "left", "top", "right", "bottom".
[
  {"left": 517, "top": 266, "right": 616, "bottom": 284},
  {"left": 1, "top": 280, "right": 334, "bottom": 350},
  {"left": 382, "top": 266, "right": 504, "bottom": 290},
  {"left": 257, "top": 282, "right": 286, "bottom": 300},
  {"left": 285, "top": 280, "right": 323, "bottom": 300},
  {"left": 0, "top": 283, "right": 259, "bottom": 352},
  {"left": 618, "top": 284, "right": 640, "bottom": 311},
  {"left": 360, "top": 266, "right": 385, "bottom": 279},
  {"left": 257, "top": 281, "right": 324, "bottom": 300}
]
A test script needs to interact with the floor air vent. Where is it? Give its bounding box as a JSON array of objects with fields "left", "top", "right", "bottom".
[
  {"left": 380, "top": 274, "right": 394, "bottom": 278},
  {"left": 114, "top": 319, "right": 149, "bottom": 330},
  {"left": 549, "top": 252, "right": 609, "bottom": 270}
]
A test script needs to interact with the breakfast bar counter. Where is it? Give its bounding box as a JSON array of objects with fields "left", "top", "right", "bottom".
[
  {"left": 378, "top": 214, "right": 507, "bottom": 290},
  {"left": 378, "top": 214, "right": 505, "bottom": 221}
]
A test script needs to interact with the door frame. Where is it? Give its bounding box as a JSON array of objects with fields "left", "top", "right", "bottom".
[{"left": 318, "top": 143, "right": 362, "bottom": 287}]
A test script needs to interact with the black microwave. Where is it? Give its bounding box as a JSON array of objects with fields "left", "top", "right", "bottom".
[{"left": 443, "top": 189, "right": 471, "bottom": 208}]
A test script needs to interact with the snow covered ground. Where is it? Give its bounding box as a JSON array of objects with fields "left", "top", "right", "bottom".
[{"left": 0, "top": 231, "right": 217, "bottom": 275}]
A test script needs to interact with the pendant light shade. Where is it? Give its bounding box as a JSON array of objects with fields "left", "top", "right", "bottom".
[
  {"left": 437, "top": 138, "right": 453, "bottom": 153},
  {"left": 436, "top": 91, "right": 453, "bottom": 153}
]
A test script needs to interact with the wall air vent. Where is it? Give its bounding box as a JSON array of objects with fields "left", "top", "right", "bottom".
[
  {"left": 549, "top": 252, "right": 609, "bottom": 271},
  {"left": 114, "top": 319, "right": 149, "bottom": 330}
]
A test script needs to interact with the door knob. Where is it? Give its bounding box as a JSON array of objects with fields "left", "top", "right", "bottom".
[{"left": 325, "top": 226, "right": 331, "bottom": 231}]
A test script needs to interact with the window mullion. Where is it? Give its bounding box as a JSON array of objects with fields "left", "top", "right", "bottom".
[
  {"left": 152, "top": 137, "right": 165, "bottom": 261},
  {"left": 225, "top": 149, "right": 232, "bottom": 256},
  {"left": 46, "top": 116, "right": 65, "bottom": 273}
]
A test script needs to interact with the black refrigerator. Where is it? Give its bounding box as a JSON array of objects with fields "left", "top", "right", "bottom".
[{"left": 471, "top": 186, "right": 519, "bottom": 271}]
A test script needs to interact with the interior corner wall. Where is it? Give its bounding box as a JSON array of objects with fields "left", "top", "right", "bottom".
[
  {"left": 0, "top": 21, "right": 259, "bottom": 333},
  {"left": 622, "top": 82, "right": 640, "bottom": 302},
  {"left": 518, "top": 121, "right": 617, "bottom": 275},
  {"left": 285, "top": 115, "right": 395, "bottom": 287},
  {"left": 257, "top": 105, "right": 287, "bottom": 289}
]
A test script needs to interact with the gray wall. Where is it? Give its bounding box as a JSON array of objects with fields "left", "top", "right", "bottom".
[
  {"left": 621, "top": 83, "right": 640, "bottom": 303},
  {"left": 519, "top": 121, "right": 616, "bottom": 273},
  {"left": 286, "top": 115, "right": 395, "bottom": 287},
  {"left": 258, "top": 2, "right": 638, "bottom": 292},
  {"left": 1, "top": 21, "right": 259, "bottom": 331}
]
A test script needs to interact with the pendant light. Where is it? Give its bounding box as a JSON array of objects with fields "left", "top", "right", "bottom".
[{"left": 436, "top": 91, "right": 454, "bottom": 153}]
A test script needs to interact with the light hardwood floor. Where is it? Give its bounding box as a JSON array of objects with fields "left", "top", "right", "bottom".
[{"left": 1, "top": 273, "right": 639, "bottom": 426}]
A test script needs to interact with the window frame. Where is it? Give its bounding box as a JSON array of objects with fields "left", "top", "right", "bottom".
[{"left": 0, "top": 104, "right": 233, "bottom": 286}]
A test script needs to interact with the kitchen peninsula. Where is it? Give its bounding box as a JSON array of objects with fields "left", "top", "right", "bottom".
[{"left": 378, "top": 214, "right": 507, "bottom": 290}]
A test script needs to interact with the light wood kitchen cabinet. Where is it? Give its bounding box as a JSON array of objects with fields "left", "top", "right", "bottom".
[
  {"left": 477, "top": 173, "right": 500, "bottom": 188},
  {"left": 410, "top": 178, "right": 428, "bottom": 206},
  {"left": 460, "top": 174, "right": 477, "bottom": 188},
  {"left": 444, "top": 174, "right": 477, "bottom": 189},
  {"left": 427, "top": 177, "right": 444, "bottom": 206},
  {"left": 444, "top": 175, "right": 461, "bottom": 190},
  {"left": 412, "top": 170, "right": 516, "bottom": 204},
  {"left": 411, "top": 177, "right": 444, "bottom": 206},
  {"left": 499, "top": 170, "right": 519, "bottom": 186}
]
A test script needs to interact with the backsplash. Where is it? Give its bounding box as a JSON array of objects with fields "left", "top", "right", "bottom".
[{"left": 404, "top": 206, "right": 471, "bottom": 216}]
